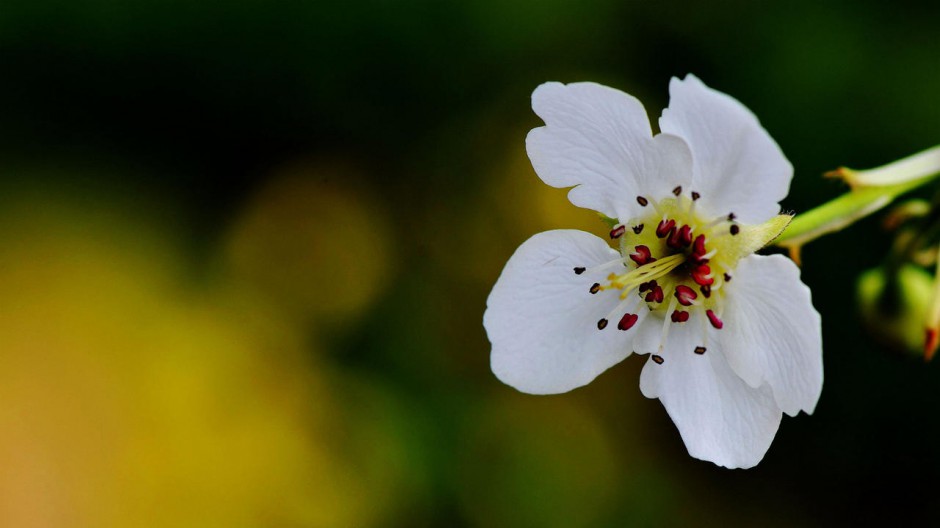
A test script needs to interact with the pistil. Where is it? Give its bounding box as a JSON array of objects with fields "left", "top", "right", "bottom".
[{"left": 606, "top": 253, "right": 686, "bottom": 298}]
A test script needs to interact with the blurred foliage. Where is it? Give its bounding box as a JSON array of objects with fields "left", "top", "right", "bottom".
[{"left": 0, "top": 0, "right": 938, "bottom": 526}]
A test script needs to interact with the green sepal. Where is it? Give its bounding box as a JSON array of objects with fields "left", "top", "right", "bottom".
[{"left": 598, "top": 213, "right": 619, "bottom": 229}]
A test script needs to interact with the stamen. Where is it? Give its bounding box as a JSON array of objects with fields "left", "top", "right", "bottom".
[
  {"left": 629, "top": 245, "right": 654, "bottom": 266},
  {"left": 706, "top": 309, "right": 724, "bottom": 329},
  {"left": 692, "top": 263, "right": 714, "bottom": 286},
  {"left": 603, "top": 296, "right": 639, "bottom": 331},
  {"left": 637, "top": 196, "right": 649, "bottom": 206},
  {"left": 638, "top": 279, "right": 656, "bottom": 293},
  {"left": 573, "top": 267, "right": 586, "bottom": 275},
  {"left": 652, "top": 354, "right": 664, "bottom": 364},
  {"left": 730, "top": 224, "right": 740, "bottom": 236},
  {"left": 672, "top": 186, "right": 682, "bottom": 196},
  {"left": 656, "top": 219, "right": 676, "bottom": 238},
  {"left": 674, "top": 285, "right": 697, "bottom": 306},
  {"left": 665, "top": 228, "right": 679, "bottom": 248},
  {"left": 694, "top": 346, "right": 706, "bottom": 355},
  {"left": 609, "top": 225, "right": 626, "bottom": 239},
  {"left": 649, "top": 200, "right": 666, "bottom": 216},
  {"left": 658, "top": 297, "right": 679, "bottom": 351},
  {"left": 597, "top": 318, "right": 608, "bottom": 330},
  {"left": 666, "top": 225, "right": 692, "bottom": 249},
  {"left": 644, "top": 284, "right": 664, "bottom": 303},
  {"left": 700, "top": 284, "right": 712, "bottom": 298},
  {"left": 590, "top": 283, "right": 601, "bottom": 294},
  {"left": 632, "top": 224, "right": 644, "bottom": 234},
  {"left": 678, "top": 225, "right": 693, "bottom": 246},
  {"left": 671, "top": 310, "right": 689, "bottom": 323},
  {"left": 723, "top": 272, "right": 731, "bottom": 282},
  {"left": 701, "top": 216, "right": 728, "bottom": 230},
  {"left": 692, "top": 234, "right": 707, "bottom": 259},
  {"left": 699, "top": 249, "right": 718, "bottom": 261},
  {"left": 618, "top": 313, "right": 639, "bottom": 331},
  {"left": 699, "top": 309, "right": 710, "bottom": 347},
  {"left": 691, "top": 191, "right": 700, "bottom": 201},
  {"left": 580, "top": 257, "right": 627, "bottom": 275}
]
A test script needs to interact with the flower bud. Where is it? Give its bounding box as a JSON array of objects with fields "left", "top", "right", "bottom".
[
  {"left": 857, "top": 265, "right": 934, "bottom": 357},
  {"left": 827, "top": 145, "right": 940, "bottom": 189}
]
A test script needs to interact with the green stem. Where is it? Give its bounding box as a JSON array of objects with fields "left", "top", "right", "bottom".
[{"left": 775, "top": 174, "right": 937, "bottom": 249}]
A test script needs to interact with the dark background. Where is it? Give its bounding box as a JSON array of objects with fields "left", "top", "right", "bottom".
[{"left": 0, "top": 0, "right": 938, "bottom": 526}]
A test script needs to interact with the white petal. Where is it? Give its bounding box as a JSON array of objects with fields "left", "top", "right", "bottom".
[
  {"left": 659, "top": 74, "right": 792, "bottom": 224},
  {"left": 719, "top": 254, "right": 824, "bottom": 417},
  {"left": 527, "top": 82, "right": 692, "bottom": 220},
  {"left": 630, "top": 310, "right": 667, "bottom": 354},
  {"left": 485, "top": 230, "right": 649, "bottom": 394},
  {"left": 639, "top": 316, "right": 782, "bottom": 469}
]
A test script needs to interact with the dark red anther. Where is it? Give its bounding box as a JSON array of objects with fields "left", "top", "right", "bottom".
[
  {"left": 654, "top": 286, "right": 665, "bottom": 303},
  {"left": 573, "top": 267, "right": 586, "bottom": 275},
  {"left": 691, "top": 191, "right": 701, "bottom": 201},
  {"left": 706, "top": 310, "right": 724, "bottom": 329},
  {"left": 723, "top": 273, "right": 732, "bottom": 282},
  {"left": 672, "top": 186, "right": 682, "bottom": 196},
  {"left": 700, "top": 284, "right": 711, "bottom": 298},
  {"left": 652, "top": 354, "right": 664, "bottom": 364},
  {"left": 609, "top": 225, "right": 626, "bottom": 239},
  {"left": 666, "top": 225, "right": 692, "bottom": 249},
  {"left": 638, "top": 280, "right": 657, "bottom": 293},
  {"left": 656, "top": 219, "right": 676, "bottom": 238},
  {"left": 645, "top": 285, "right": 664, "bottom": 303},
  {"left": 632, "top": 224, "right": 644, "bottom": 234},
  {"left": 692, "top": 263, "right": 714, "bottom": 286},
  {"left": 637, "top": 196, "right": 649, "bottom": 206},
  {"left": 590, "top": 283, "right": 601, "bottom": 294},
  {"left": 730, "top": 224, "right": 740, "bottom": 236},
  {"left": 692, "top": 234, "right": 707, "bottom": 259},
  {"left": 666, "top": 229, "right": 680, "bottom": 248},
  {"left": 671, "top": 310, "right": 689, "bottom": 323},
  {"left": 630, "top": 245, "right": 654, "bottom": 266},
  {"left": 674, "top": 285, "right": 697, "bottom": 306},
  {"left": 597, "top": 318, "right": 609, "bottom": 330},
  {"left": 694, "top": 346, "right": 706, "bottom": 355},
  {"left": 678, "top": 225, "right": 693, "bottom": 246},
  {"left": 618, "top": 313, "right": 639, "bottom": 331}
]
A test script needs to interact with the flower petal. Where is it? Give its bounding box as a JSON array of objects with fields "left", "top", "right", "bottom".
[
  {"left": 630, "top": 311, "right": 665, "bottom": 355},
  {"left": 659, "top": 74, "right": 792, "bottom": 224},
  {"left": 485, "top": 230, "right": 649, "bottom": 394},
  {"left": 719, "top": 254, "right": 824, "bottom": 417},
  {"left": 527, "top": 82, "right": 692, "bottom": 220},
  {"left": 639, "top": 316, "right": 782, "bottom": 469}
]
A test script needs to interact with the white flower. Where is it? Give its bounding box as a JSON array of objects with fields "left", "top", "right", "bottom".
[{"left": 483, "top": 75, "right": 823, "bottom": 469}]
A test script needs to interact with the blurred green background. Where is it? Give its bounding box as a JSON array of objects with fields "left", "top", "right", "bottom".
[{"left": 0, "top": 0, "right": 939, "bottom": 526}]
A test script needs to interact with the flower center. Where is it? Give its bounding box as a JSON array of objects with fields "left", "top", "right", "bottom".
[
  {"left": 574, "top": 189, "right": 792, "bottom": 352},
  {"left": 611, "top": 193, "right": 735, "bottom": 327}
]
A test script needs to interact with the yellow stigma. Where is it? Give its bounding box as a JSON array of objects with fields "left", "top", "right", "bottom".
[{"left": 604, "top": 253, "right": 685, "bottom": 299}]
